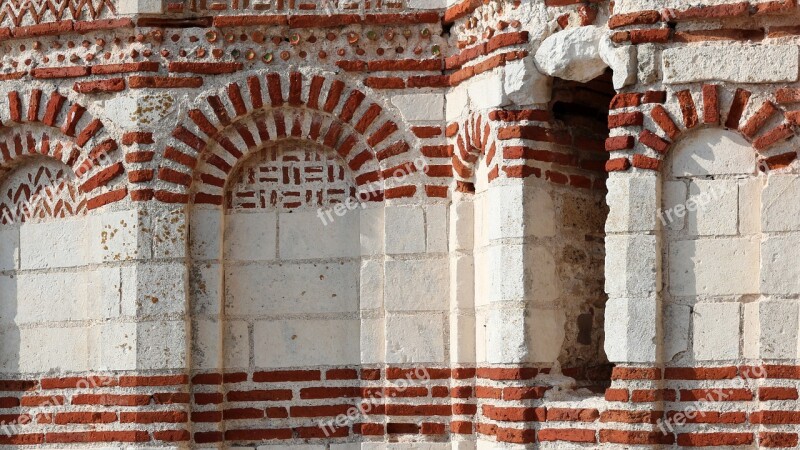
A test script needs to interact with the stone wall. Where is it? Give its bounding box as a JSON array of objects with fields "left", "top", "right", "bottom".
[{"left": 0, "top": 0, "right": 800, "bottom": 448}]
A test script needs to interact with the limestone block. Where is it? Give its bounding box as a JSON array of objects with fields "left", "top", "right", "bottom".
[
  {"left": 473, "top": 192, "right": 489, "bottom": 249},
  {"left": 637, "top": 43, "right": 660, "bottom": 84},
  {"left": 756, "top": 300, "right": 800, "bottom": 359},
  {"left": 762, "top": 175, "right": 800, "bottom": 232},
  {"left": 523, "top": 245, "right": 558, "bottom": 303},
  {"left": 406, "top": 0, "right": 447, "bottom": 7},
  {"left": 425, "top": 204, "right": 448, "bottom": 253},
  {"left": 224, "top": 212, "right": 277, "bottom": 261},
  {"left": 661, "top": 181, "right": 688, "bottom": 231},
  {"left": 450, "top": 312, "right": 476, "bottom": 364},
  {"left": 91, "top": 322, "right": 136, "bottom": 371},
  {"left": 223, "top": 319, "right": 250, "bottom": 369},
  {"left": 534, "top": 26, "right": 607, "bottom": 83},
  {"left": 488, "top": 244, "right": 525, "bottom": 302},
  {"left": 662, "top": 45, "right": 799, "bottom": 84},
  {"left": 693, "top": 302, "right": 740, "bottom": 361},
  {"left": 604, "top": 297, "right": 658, "bottom": 363},
  {"left": 669, "top": 237, "right": 758, "bottom": 296},
  {"left": 449, "top": 199, "right": 474, "bottom": 251},
  {"left": 606, "top": 174, "right": 658, "bottom": 232},
  {"left": 486, "top": 307, "right": 527, "bottom": 364},
  {"left": 118, "top": 0, "right": 164, "bottom": 14},
  {"left": 599, "top": 36, "right": 637, "bottom": 89},
  {"left": 190, "top": 209, "right": 222, "bottom": 261},
  {"left": 392, "top": 93, "right": 445, "bottom": 122},
  {"left": 20, "top": 218, "right": 87, "bottom": 269},
  {"left": 123, "top": 262, "right": 186, "bottom": 317},
  {"left": 451, "top": 254, "right": 474, "bottom": 311},
  {"left": 0, "top": 225, "right": 19, "bottom": 271},
  {"left": 360, "top": 318, "right": 384, "bottom": 364},
  {"left": 446, "top": 86, "right": 470, "bottom": 121},
  {"left": 664, "top": 303, "right": 690, "bottom": 362},
  {"left": 523, "top": 186, "right": 556, "bottom": 237},
  {"left": 89, "top": 209, "right": 150, "bottom": 263},
  {"left": 743, "top": 301, "right": 759, "bottom": 359},
  {"left": 668, "top": 129, "right": 755, "bottom": 177},
  {"left": 150, "top": 206, "right": 186, "bottom": 259},
  {"left": 739, "top": 178, "right": 762, "bottom": 235},
  {"left": 359, "top": 259, "right": 383, "bottom": 311},
  {"left": 136, "top": 320, "right": 187, "bottom": 370},
  {"left": 280, "top": 210, "right": 359, "bottom": 259},
  {"left": 385, "top": 258, "right": 448, "bottom": 311},
  {"left": 385, "top": 314, "right": 445, "bottom": 363},
  {"left": 253, "top": 319, "right": 360, "bottom": 367},
  {"left": 360, "top": 206, "right": 385, "bottom": 256},
  {"left": 467, "top": 75, "right": 510, "bottom": 110},
  {"left": 685, "top": 179, "right": 738, "bottom": 236},
  {"left": 528, "top": 308, "right": 566, "bottom": 363},
  {"left": 11, "top": 271, "right": 88, "bottom": 323},
  {"left": 17, "top": 326, "right": 90, "bottom": 372},
  {"left": 190, "top": 262, "right": 221, "bottom": 316},
  {"left": 192, "top": 319, "right": 221, "bottom": 370},
  {"left": 385, "top": 205, "right": 425, "bottom": 254},
  {"left": 605, "top": 234, "right": 659, "bottom": 298},
  {"left": 226, "top": 262, "right": 358, "bottom": 315},
  {"left": 488, "top": 184, "right": 525, "bottom": 240},
  {"left": 503, "top": 58, "right": 552, "bottom": 106},
  {"left": 762, "top": 234, "right": 800, "bottom": 294}
]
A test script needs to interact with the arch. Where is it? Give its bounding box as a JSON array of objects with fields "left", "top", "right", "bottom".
[
  {"left": 607, "top": 86, "right": 799, "bottom": 172},
  {"left": 0, "top": 89, "right": 127, "bottom": 210},
  {"left": 156, "top": 71, "right": 417, "bottom": 205}
]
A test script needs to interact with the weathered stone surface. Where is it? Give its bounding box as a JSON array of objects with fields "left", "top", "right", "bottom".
[
  {"left": 534, "top": 26, "right": 608, "bottom": 83},
  {"left": 662, "top": 45, "right": 800, "bottom": 84}
]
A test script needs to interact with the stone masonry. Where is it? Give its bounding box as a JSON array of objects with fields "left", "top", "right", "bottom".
[{"left": 0, "top": 0, "right": 799, "bottom": 448}]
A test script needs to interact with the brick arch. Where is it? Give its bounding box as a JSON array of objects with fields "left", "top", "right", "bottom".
[
  {"left": 606, "top": 86, "right": 799, "bottom": 172},
  {"left": 450, "top": 112, "right": 498, "bottom": 193},
  {"left": 156, "top": 71, "right": 416, "bottom": 204},
  {"left": 0, "top": 89, "right": 127, "bottom": 209}
]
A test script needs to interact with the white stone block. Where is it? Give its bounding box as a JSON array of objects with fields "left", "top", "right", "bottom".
[
  {"left": 122, "top": 262, "right": 186, "bottom": 317},
  {"left": 117, "top": 0, "right": 164, "bottom": 14},
  {"left": 190, "top": 262, "right": 221, "bottom": 316},
  {"left": 661, "top": 180, "right": 687, "bottom": 231},
  {"left": 668, "top": 237, "right": 758, "bottom": 296},
  {"left": 446, "top": 87, "right": 469, "bottom": 121},
  {"left": 360, "top": 206, "right": 385, "bottom": 256},
  {"left": 190, "top": 208, "right": 222, "bottom": 261},
  {"left": 534, "top": 26, "right": 607, "bottom": 83},
  {"left": 757, "top": 300, "right": 799, "bottom": 359},
  {"left": 762, "top": 234, "right": 800, "bottom": 294},
  {"left": 280, "top": 210, "right": 359, "bottom": 259},
  {"left": 488, "top": 244, "right": 525, "bottom": 302},
  {"left": 391, "top": 93, "right": 445, "bottom": 122},
  {"left": 524, "top": 245, "right": 558, "bottom": 303},
  {"left": 604, "top": 297, "right": 658, "bottom": 363},
  {"left": 599, "top": 36, "right": 637, "bottom": 89},
  {"left": 605, "top": 234, "right": 659, "bottom": 298},
  {"left": 17, "top": 326, "right": 90, "bottom": 372},
  {"left": 451, "top": 254, "right": 474, "bottom": 311},
  {"left": 253, "top": 319, "right": 359, "bottom": 367},
  {"left": 151, "top": 206, "right": 186, "bottom": 259},
  {"left": 487, "top": 183, "right": 524, "bottom": 240},
  {"left": 668, "top": 129, "right": 755, "bottom": 177},
  {"left": 467, "top": 75, "right": 510, "bottom": 110},
  {"left": 406, "top": 0, "right": 446, "bottom": 7},
  {"left": 523, "top": 186, "right": 556, "bottom": 237},
  {"left": 528, "top": 308, "right": 566, "bottom": 363},
  {"left": 360, "top": 318, "right": 384, "bottom": 364},
  {"left": 20, "top": 218, "right": 87, "bottom": 269},
  {"left": 425, "top": 204, "right": 448, "bottom": 253},
  {"left": 486, "top": 307, "right": 527, "bottom": 364},
  {"left": 606, "top": 175, "right": 658, "bottom": 232},
  {"left": 662, "top": 45, "right": 799, "bottom": 84},
  {"left": 89, "top": 209, "right": 150, "bottom": 263},
  {"left": 192, "top": 319, "right": 221, "bottom": 371},
  {"left": 385, "top": 205, "right": 425, "bottom": 254},
  {"left": 224, "top": 212, "right": 277, "bottom": 261},
  {"left": 762, "top": 175, "right": 800, "bottom": 232},
  {"left": 743, "top": 301, "right": 760, "bottom": 359},
  {"left": 224, "top": 319, "right": 250, "bottom": 369},
  {"left": 449, "top": 199, "right": 474, "bottom": 251},
  {"left": 739, "top": 178, "right": 762, "bottom": 235},
  {"left": 136, "top": 320, "right": 187, "bottom": 370},
  {"left": 664, "top": 303, "right": 690, "bottom": 362},
  {"left": 385, "top": 314, "right": 445, "bottom": 363},
  {"left": 0, "top": 225, "right": 19, "bottom": 271},
  {"left": 385, "top": 258, "right": 448, "bottom": 311},
  {"left": 503, "top": 58, "right": 552, "bottom": 106},
  {"left": 685, "top": 179, "right": 738, "bottom": 236},
  {"left": 693, "top": 302, "right": 740, "bottom": 361},
  {"left": 359, "top": 259, "right": 383, "bottom": 311},
  {"left": 91, "top": 322, "right": 136, "bottom": 371},
  {"left": 450, "top": 312, "right": 476, "bottom": 364}
]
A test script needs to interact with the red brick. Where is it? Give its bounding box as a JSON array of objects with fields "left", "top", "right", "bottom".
[{"left": 677, "top": 432, "right": 753, "bottom": 446}]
